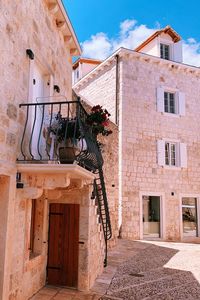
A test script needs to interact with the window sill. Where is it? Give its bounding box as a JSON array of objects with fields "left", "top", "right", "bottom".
[
  {"left": 161, "top": 112, "right": 182, "bottom": 118},
  {"left": 162, "top": 165, "right": 182, "bottom": 170}
]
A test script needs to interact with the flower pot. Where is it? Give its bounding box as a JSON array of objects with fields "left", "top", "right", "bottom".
[{"left": 58, "top": 146, "right": 79, "bottom": 164}]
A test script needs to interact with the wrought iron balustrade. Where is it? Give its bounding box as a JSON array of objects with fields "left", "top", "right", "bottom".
[{"left": 17, "top": 99, "right": 103, "bottom": 170}]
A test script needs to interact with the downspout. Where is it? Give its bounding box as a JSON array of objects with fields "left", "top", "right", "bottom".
[{"left": 115, "top": 54, "right": 119, "bottom": 125}]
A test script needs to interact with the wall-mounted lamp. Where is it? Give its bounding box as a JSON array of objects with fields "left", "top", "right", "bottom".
[
  {"left": 16, "top": 172, "right": 24, "bottom": 189},
  {"left": 54, "top": 85, "right": 60, "bottom": 93},
  {"left": 26, "top": 49, "right": 34, "bottom": 60}
]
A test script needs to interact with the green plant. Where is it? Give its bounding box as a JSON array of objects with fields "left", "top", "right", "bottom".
[{"left": 48, "top": 112, "right": 80, "bottom": 144}]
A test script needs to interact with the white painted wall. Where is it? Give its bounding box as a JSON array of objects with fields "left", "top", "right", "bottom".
[{"left": 138, "top": 33, "right": 183, "bottom": 63}]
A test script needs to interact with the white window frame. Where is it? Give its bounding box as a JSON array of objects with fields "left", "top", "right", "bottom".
[
  {"left": 164, "top": 91, "right": 177, "bottom": 114},
  {"left": 160, "top": 43, "right": 170, "bottom": 60},
  {"left": 165, "top": 141, "right": 178, "bottom": 167},
  {"left": 157, "top": 139, "right": 187, "bottom": 169},
  {"left": 139, "top": 191, "right": 166, "bottom": 240},
  {"left": 157, "top": 86, "right": 185, "bottom": 117}
]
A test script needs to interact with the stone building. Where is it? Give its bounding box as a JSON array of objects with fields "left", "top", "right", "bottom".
[
  {"left": 0, "top": 1, "right": 116, "bottom": 299},
  {"left": 74, "top": 26, "right": 200, "bottom": 243},
  {"left": 72, "top": 57, "right": 102, "bottom": 84}
]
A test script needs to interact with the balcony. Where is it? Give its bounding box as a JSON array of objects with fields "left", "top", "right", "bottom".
[{"left": 17, "top": 99, "right": 103, "bottom": 170}]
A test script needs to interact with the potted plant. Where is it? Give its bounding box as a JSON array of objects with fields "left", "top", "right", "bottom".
[{"left": 47, "top": 112, "right": 80, "bottom": 164}]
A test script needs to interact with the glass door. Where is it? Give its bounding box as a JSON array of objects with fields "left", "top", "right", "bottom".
[
  {"left": 143, "top": 196, "right": 160, "bottom": 238},
  {"left": 182, "top": 198, "right": 198, "bottom": 237}
]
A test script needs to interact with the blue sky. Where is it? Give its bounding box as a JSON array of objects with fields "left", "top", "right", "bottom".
[{"left": 63, "top": 0, "right": 200, "bottom": 65}]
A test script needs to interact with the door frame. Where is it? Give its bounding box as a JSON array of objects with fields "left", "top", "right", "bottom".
[
  {"left": 47, "top": 203, "right": 80, "bottom": 288},
  {"left": 28, "top": 57, "right": 54, "bottom": 103},
  {"left": 140, "top": 191, "right": 165, "bottom": 239},
  {"left": 179, "top": 194, "right": 200, "bottom": 239}
]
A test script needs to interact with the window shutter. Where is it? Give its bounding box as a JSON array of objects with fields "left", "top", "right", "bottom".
[
  {"left": 157, "top": 140, "right": 165, "bottom": 166},
  {"left": 180, "top": 143, "right": 187, "bottom": 168},
  {"left": 173, "top": 41, "right": 183, "bottom": 63},
  {"left": 178, "top": 92, "right": 185, "bottom": 116},
  {"left": 157, "top": 87, "right": 164, "bottom": 112}
]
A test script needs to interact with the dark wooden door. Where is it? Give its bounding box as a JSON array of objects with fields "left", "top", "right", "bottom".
[{"left": 47, "top": 203, "right": 79, "bottom": 287}]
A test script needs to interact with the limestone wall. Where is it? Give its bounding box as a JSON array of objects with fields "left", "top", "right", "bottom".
[
  {"left": 74, "top": 60, "right": 117, "bottom": 123},
  {"left": 75, "top": 49, "right": 200, "bottom": 242},
  {"left": 9, "top": 184, "right": 104, "bottom": 299},
  {"left": 98, "top": 122, "right": 119, "bottom": 247},
  {"left": 120, "top": 53, "right": 200, "bottom": 240},
  {"left": 0, "top": 0, "right": 72, "bottom": 164},
  {"left": 76, "top": 100, "right": 119, "bottom": 245},
  {"left": 0, "top": 1, "right": 85, "bottom": 299}
]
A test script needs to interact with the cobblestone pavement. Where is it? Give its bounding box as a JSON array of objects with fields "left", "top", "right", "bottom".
[{"left": 31, "top": 239, "right": 200, "bottom": 300}]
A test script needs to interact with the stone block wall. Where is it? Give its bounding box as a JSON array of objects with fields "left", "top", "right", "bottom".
[
  {"left": 98, "top": 122, "right": 119, "bottom": 246},
  {"left": 9, "top": 183, "right": 105, "bottom": 299},
  {"left": 76, "top": 100, "right": 119, "bottom": 245},
  {"left": 121, "top": 53, "right": 200, "bottom": 240},
  {"left": 75, "top": 60, "right": 117, "bottom": 123},
  {"left": 74, "top": 49, "right": 200, "bottom": 242},
  {"left": 0, "top": 0, "right": 72, "bottom": 164}
]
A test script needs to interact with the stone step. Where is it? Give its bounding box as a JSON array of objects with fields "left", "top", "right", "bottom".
[
  {"left": 108, "top": 267, "right": 182, "bottom": 293},
  {"left": 109, "top": 271, "right": 195, "bottom": 299}
]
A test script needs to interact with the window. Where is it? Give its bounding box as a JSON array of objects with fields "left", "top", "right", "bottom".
[
  {"left": 157, "top": 87, "right": 185, "bottom": 116},
  {"left": 164, "top": 92, "right": 176, "bottom": 114},
  {"left": 165, "top": 142, "right": 177, "bottom": 166},
  {"left": 157, "top": 140, "right": 187, "bottom": 168},
  {"left": 28, "top": 198, "right": 43, "bottom": 259},
  {"left": 29, "top": 199, "right": 36, "bottom": 255},
  {"left": 160, "top": 43, "right": 170, "bottom": 60}
]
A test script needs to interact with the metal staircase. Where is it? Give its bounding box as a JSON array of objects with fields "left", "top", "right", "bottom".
[
  {"left": 94, "top": 168, "right": 112, "bottom": 267},
  {"left": 77, "top": 101, "right": 112, "bottom": 267}
]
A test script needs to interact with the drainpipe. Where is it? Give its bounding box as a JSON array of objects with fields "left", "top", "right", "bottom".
[{"left": 115, "top": 54, "right": 119, "bottom": 125}]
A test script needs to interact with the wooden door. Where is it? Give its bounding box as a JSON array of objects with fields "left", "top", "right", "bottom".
[{"left": 47, "top": 203, "right": 79, "bottom": 287}]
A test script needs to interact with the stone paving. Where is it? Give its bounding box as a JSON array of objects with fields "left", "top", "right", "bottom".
[{"left": 31, "top": 239, "right": 200, "bottom": 300}]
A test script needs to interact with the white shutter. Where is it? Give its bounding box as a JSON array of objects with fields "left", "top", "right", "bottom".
[
  {"left": 180, "top": 143, "right": 187, "bottom": 168},
  {"left": 173, "top": 41, "right": 183, "bottom": 63},
  {"left": 178, "top": 92, "right": 185, "bottom": 116},
  {"left": 157, "top": 87, "right": 164, "bottom": 112},
  {"left": 157, "top": 140, "right": 165, "bottom": 166}
]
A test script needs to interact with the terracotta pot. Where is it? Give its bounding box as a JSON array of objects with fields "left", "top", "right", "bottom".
[{"left": 59, "top": 146, "right": 79, "bottom": 164}]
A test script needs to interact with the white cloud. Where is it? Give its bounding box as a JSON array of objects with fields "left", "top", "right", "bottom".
[
  {"left": 80, "top": 32, "right": 112, "bottom": 60},
  {"left": 119, "top": 19, "right": 137, "bottom": 36},
  {"left": 81, "top": 19, "right": 200, "bottom": 67},
  {"left": 183, "top": 38, "right": 200, "bottom": 66}
]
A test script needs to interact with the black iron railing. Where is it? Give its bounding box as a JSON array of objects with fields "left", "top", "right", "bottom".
[{"left": 17, "top": 98, "right": 112, "bottom": 266}]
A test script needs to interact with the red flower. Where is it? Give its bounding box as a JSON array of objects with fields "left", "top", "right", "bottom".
[
  {"left": 102, "top": 121, "right": 109, "bottom": 126},
  {"left": 102, "top": 113, "right": 107, "bottom": 120}
]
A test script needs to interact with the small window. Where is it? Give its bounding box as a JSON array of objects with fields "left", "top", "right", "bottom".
[
  {"left": 29, "top": 199, "right": 36, "bottom": 256},
  {"left": 165, "top": 142, "right": 177, "bottom": 166},
  {"left": 160, "top": 44, "right": 170, "bottom": 60},
  {"left": 164, "top": 92, "right": 176, "bottom": 114},
  {"left": 28, "top": 198, "right": 43, "bottom": 259},
  {"left": 157, "top": 88, "right": 185, "bottom": 116},
  {"left": 157, "top": 140, "right": 187, "bottom": 168}
]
